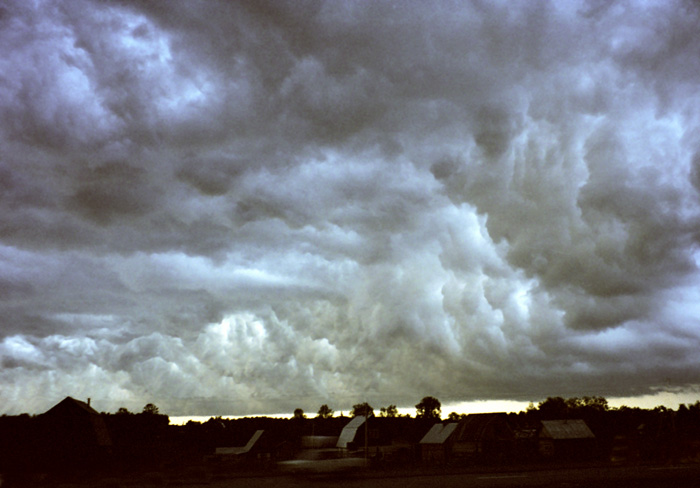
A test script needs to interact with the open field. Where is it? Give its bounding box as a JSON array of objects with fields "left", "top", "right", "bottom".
[
  {"left": 30, "top": 463, "right": 700, "bottom": 488},
  {"left": 191, "top": 465, "right": 700, "bottom": 488}
]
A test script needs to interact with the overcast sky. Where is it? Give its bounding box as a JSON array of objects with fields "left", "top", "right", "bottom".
[{"left": 2, "top": 0, "right": 700, "bottom": 417}]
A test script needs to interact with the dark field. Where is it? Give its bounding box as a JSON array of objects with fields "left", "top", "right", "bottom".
[
  {"left": 204, "top": 465, "right": 700, "bottom": 488},
  {"left": 25, "top": 464, "right": 699, "bottom": 488},
  {"left": 180, "top": 465, "right": 700, "bottom": 488}
]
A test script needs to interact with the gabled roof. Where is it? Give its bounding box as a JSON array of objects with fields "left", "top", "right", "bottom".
[
  {"left": 215, "top": 430, "right": 264, "bottom": 455},
  {"left": 43, "top": 396, "right": 99, "bottom": 416},
  {"left": 336, "top": 416, "right": 366, "bottom": 448},
  {"left": 420, "top": 423, "right": 458, "bottom": 444},
  {"left": 540, "top": 419, "right": 595, "bottom": 440},
  {"left": 41, "top": 396, "right": 112, "bottom": 447}
]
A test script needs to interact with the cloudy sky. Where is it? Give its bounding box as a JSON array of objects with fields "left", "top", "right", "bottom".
[{"left": 2, "top": 0, "right": 700, "bottom": 418}]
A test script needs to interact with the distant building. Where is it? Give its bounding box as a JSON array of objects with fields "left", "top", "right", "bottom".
[
  {"left": 212, "top": 429, "right": 294, "bottom": 464},
  {"left": 538, "top": 419, "right": 596, "bottom": 459},
  {"left": 215, "top": 429, "right": 264, "bottom": 456},
  {"left": 451, "top": 413, "right": 515, "bottom": 464},
  {"left": 336, "top": 416, "right": 366, "bottom": 449},
  {"left": 419, "top": 422, "right": 458, "bottom": 464}
]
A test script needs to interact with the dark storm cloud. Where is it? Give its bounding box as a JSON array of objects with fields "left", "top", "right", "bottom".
[{"left": 1, "top": 0, "right": 700, "bottom": 416}]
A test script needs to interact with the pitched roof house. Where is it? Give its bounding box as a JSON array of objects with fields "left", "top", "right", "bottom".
[
  {"left": 539, "top": 419, "right": 596, "bottom": 459},
  {"left": 41, "top": 396, "right": 112, "bottom": 448},
  {"left": 38, "top": 396, "right": 113, "bottom": 470}
]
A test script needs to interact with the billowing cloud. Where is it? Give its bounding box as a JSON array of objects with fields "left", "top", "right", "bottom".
[{"left": 1, "top": 0, "right": 700, "bottom": 416}]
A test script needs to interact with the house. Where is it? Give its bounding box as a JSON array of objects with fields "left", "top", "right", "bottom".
[
  {"left": 41, "top": 396, "right": 112, "bottom": 447},
  {"left": 538, "top": 419, "right": 596, "bottom": 459},
  {"left": 38, "top": 396, "right": 112, "bottom": 470},
  {"left": 451, "top": 413, "right": 515, "bottom": 464},
  {"left": 419, "top": 422, "right": 457, "bottom": 464}
]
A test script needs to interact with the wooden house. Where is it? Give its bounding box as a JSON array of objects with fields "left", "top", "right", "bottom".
[
  {"left": 38, "top": 396, "right": 112, "bottom": 470},
  {"left": 451, "top": 413, "right": 515, "bottom": 464},
  {"left": 538, "top": 419, "right": 596, "bottom": 460}
]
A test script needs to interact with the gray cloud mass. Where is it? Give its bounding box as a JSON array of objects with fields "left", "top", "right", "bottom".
[{"left": 1, "top": 0, "right": 700, "bottom": 416}]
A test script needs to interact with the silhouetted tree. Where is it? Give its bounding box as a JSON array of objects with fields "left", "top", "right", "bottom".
[
  {"left": 537, "top": 397, "right": 567, "bottom": 419},
  {"left": 538, "top": 396, "right": 609, "bottom": 420},
  {"left": 351, "top": 402, "right": 374, "bottom": 418},
  {"left": 415, "top": 396, "right": 441, "bottom": 419},
  {"left": 293, "top": 408, "right": 306, "bottom": 419},
  {"left": 448, "top": 412, "right": 464, "bottom": 421},
  {"left": 142, "top": 403, "right": 159, "bottom": 415},
  {"left": 316, "top": 404, "right": 333, "bottom": 419},
  {"left": 581, "top": 396, "right": 609, "bottom": 412},
  {"left": 380, "top": 405, "right": 398, "bottom": 417},
  {"left": 116, "top": 407, "right": 132, "bottom": 415}
]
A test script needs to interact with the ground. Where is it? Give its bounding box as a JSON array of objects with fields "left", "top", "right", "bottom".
[{"left": 22, "top": 463, "right": 700, "bottom": 488}]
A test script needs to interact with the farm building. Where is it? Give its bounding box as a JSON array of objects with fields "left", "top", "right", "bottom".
[
  {"left": 37, "top": 396, "right": 112, "bottom": 470},
  {"left": 419, "top": 422, "right": 458, "bottom": 464},
  {"left": 451, "top": 413, "right": 515, "bottom": 464},
  {"left": 539, "top": 419, "right": 596, "bottom": 459},
  {"left": 336, "top": 416, "right": 367, "bottom": 449}
]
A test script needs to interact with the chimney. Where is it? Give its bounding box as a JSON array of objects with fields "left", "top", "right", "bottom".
[{"left": 87, "top": 398, "right": 91, "bottom": 407}]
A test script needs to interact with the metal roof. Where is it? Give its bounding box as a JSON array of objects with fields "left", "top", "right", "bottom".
[
  {"left": 420, "top": 423, "right": 458, "bottom": 444},
  {"left": 540, "top": 419, "right": 595, "bottom": 440},
  {"left": 336, "top": 416, "right": 366, "bottom": 448},
  {"left": 215, "top": 430, "right": 264, "bottom": 455}
]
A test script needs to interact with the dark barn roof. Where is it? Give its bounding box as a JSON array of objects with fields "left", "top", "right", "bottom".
[
  {"left": 454, "top": 413, "right": 513, "bottom": 442},
  {"left": 42, "top": 396, "right": 112, "bottom": 447},
  {"left": 43, "top": 396, "right": 99, "bottom": 416},
  {"left": 540, "top": 419, "right": 595, "bottom": 440}
]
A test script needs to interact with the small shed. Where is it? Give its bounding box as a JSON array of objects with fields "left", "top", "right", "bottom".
[
  {"left": 539, "top": 419, "right": 596, "bottom": 459},
  {"left": 451, "top": 413, "right": 514, "bottom": 464},
  {"left": 419, "top": 423, "right": 457, "bottom": 464}
]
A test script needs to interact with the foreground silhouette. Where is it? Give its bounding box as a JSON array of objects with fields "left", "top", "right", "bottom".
[{"left": 1, "top": 395, "right": 700, "bottom": 485}]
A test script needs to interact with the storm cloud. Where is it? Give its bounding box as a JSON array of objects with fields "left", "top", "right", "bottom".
[{"left": 2, "top": 0, "right": 700, "bottom": 416}]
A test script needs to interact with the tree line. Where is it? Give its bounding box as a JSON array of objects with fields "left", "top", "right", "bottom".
[
  {"left": 292, "top": 395, "right": 443, "bottom": 420},
  {"left": 84, "top": 394, "right": 700, "bottom": 427}
]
